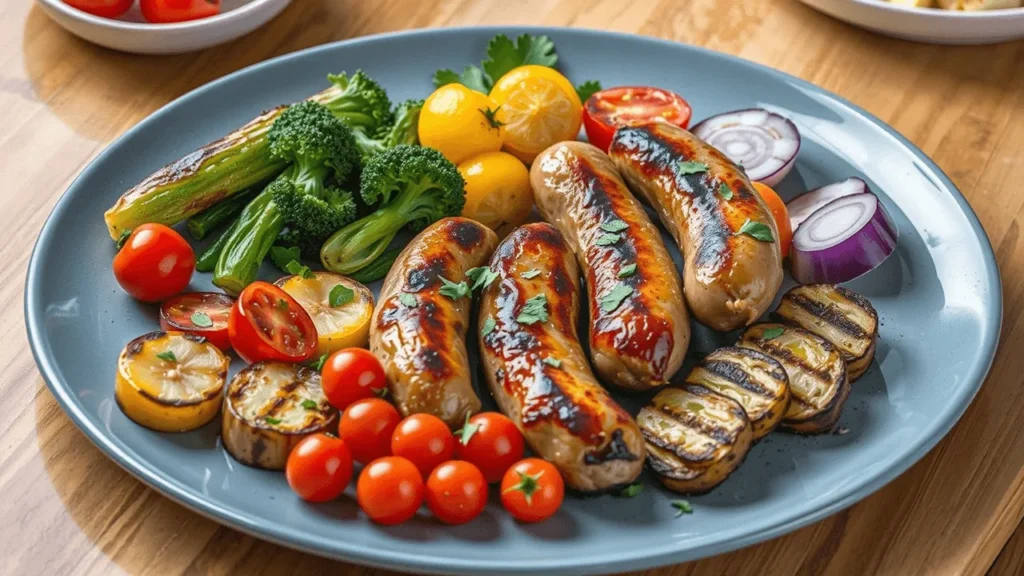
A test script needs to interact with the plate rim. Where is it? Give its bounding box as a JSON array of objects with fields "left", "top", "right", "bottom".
[{"left": 24, "top": 25, "right": 1003, "bottom": 575}]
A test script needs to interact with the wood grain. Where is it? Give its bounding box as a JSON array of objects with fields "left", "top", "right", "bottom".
[{"left": 1, "top": 0, "right": 1022, "bottom": 575}]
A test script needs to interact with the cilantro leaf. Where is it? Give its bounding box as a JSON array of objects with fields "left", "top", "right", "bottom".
[
  {"left": 482, "top": 34, "right": 558, "bottom": 84},
  {"left": 618, "top": 263, "right": 637, "bottom": 278},
  {"left": 398, "top": 293, "right": 418, "bottom": 307},
  {"left": 599, "top": 284, "right": 634, "bottom": 313},
  {"left": 522, "top": 269, "right": 542, "bottom": 279},
  {"left": 678, "top": 161, "right": 709, "bottom": 175},
  {"left": 433, "top": 65, "right": 490, "bottom": 93},
  {"left": 735, "top": 219, "right": 775, "bottom": 242},
  {"left": 481, "top": 317, "right": 496, "bottom": 337},
  {"left": 270, "top": 245, "right": 302, "bottom": 273},
  {"left": 285, "top": 260, "right": 315, "bottom": 279},
  {"left": 190, "top": 311, "right": 213, "bottom": 328},
  {"left": 329, "top": 284, "right": 354, "bottom": 307},
  {"left": 439, "top": 276, "right": 470, "bottom": 300},
  {"left": 516, "top": 293, "right": 548, "bottom": 325},
  {"left": 466, "top": 266, "right": 499, "bottom": 291},
  {"left": 672, "top": 499, "right": 693, "bottom": 516},
  {"left": 576, "top": 80, "right": 602, "bottom": 102},
  {"left": 301, "top": 399, "right": 317, "bottom": 411},
  {"left": 600, "top": 219, "right": 629, "bottom": 233},
  {"left": 761, "top": 326, "right": 786, "bottom": 340},
  {"left": 595, "top": 233, "right": 621, "bottom": 246},
  {"left": 718, "top": 183, "right": 733, "bottom": 201},
  {"left": 156, "top": 350, "right": 177, "bottom": 363}
]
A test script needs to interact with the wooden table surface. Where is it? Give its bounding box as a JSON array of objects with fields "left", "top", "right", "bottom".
[{"left": 2, "top": 0, "right": 1023, "bottom": 574}]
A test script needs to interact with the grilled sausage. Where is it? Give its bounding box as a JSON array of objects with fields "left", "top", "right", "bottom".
[
  {"left": 370, "top": 217, "right": 498, "bottom": 428},
  {"left": 608, "top": 122, "right": 784, "bottom": 331},
  {"left": 530, "top": 141, "right": 689, "bottom": 391},
  {"left": 478, "top": 223, "right": 645, "bottom": 493}
]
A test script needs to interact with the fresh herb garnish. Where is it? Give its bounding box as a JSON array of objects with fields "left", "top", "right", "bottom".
[
  {"left": 522, "top": 269, "right": 542, "bottom": 279},
  {"left": 116, "top": 229, "right": 133, "bottom": 250},
  {"left": 575, "top": 80, "right": 603, "bottom": 102},
  {"left": 479, "top": 106, "right": 505, "bottom": 129},
  {"left": 329, "top": 284, "right": 354, "bottom": 307},
  {"left": 618, "top": 263, "right": 637, "bottom": 278},
  {"left": 618, "top": 483, "right": 644, "bottom": 498},
  {"left": 466, "top": 266, "right": 499, "bottom": 291},
  {"left": 308, "top": 354, "right": 328, "bottom": 371},
  {"left": 718, "top": 183, "right": 734, "bottom": 201},
  {"left": 156, "top": 350, "right": 177, "bottom": 363},
  {"left": 672, "top": 499, "right": 693, "bottom": 516},
  {"left": 595, "top": 233, "right": 621, "bottom": 246},
  {"left": 269, "top": 245, "right": 302, "bottom": 273},
  {"left": 516, "top": 293, "right": 548, "bottom": 325},
  {"left": 398, "top": 293, "right": 418, "bottom": 307},
  {"left": 599, "top": 284, "right": 634, "bottom": 313},
  {"left": 190, "top": 311, "right": 213, "bottom": 328},
  {"left": 542, "top": 356, "right": 561, "bottom": 368},
  {"left": 276, "top": 298, "right": 289, "bottom": 310},
  {"left": 301, "top": 399, "right": 318, "bottom": 411},
  {"left": 481, "top": 317, "right": 496, "bottom": 337},
  {"left": 264, "top": 416, "right": 282, "bottom": 425},
  {"left": 735, "top": 219, "right": 775, "bottom": 242},
  {"left": 439, "top": 276, "right": 470, "bottom": 300},
  {"left": 761, "top": 326, "right": 786, "bottom": 341},
  {"left": 678, "top": 161, "right": 709, "bottom": 175},
  {"left": 285, "top": 260, "right": 315, "bottom": 279},
  {"left": 455, "top": 413, "right": 480, "bottom": 446},
  {"left": 600, "top": 219, "right": 629, "bottom": 233}
]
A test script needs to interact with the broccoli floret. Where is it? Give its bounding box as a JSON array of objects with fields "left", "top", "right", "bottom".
[
  {"left": 352, "top": 99, "right": 424, "bottom": 162},
  {"left": 320, "top": 145, "right": 465, "bottom": 275},
  {"left": 324, "top": 71, "right": 394, "bottom": 136},
  {"left": 268, "top": 100, "right": 360, "bottom": 197},
  {"left": 271, "top": 178, "right": 356, "bottom": 256}
]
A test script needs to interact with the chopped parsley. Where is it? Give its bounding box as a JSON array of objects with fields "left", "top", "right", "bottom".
[
  {"left": 522, "top": 269, "right": 542, "bottom": 279},
  {"left": 466, "top": 266, "right": 499, "bottom": 291},
  {"left": 438, "top": 276, "right": 470, "bottom": 300},
  {"left": 329, "top": 284, "right": 355, "bottom": 307},
  {"left": 735, "top": 219, "right": 775, "bottom": 242},
  {"left": 481, "top": 317, "right": 496, "bottom": 337},
  {"left": 599, "top": 284, "right": 634, "bottom": 313},
  {"left": 600, "top": 219, "right": 629, "bottom": 233},
  {"left": 516, "top": 293, "right": 548, "bottom": 325},
  {"left": 678, "top": 161, "right": 708, "bottom": 175},
  {"left": 190, "top": 311, "right": 213, "bottom": 328},
  {"left": 717, "top": 183, "right": 733, "bottom": 201},
  {"left": 618, "top": 483, "right": 644, "bottom": 498},
  {"left": 264, "top": 416, "right": 282, "bottom": 425},
  {"left": 542, "top": 356, "right": 561, "bottom": 368},
  {"left": 672, "top": 500, "right": 693, "bottom": 516},
  {"left": 301, "top": 400, "right": 318, "bottom": 411},
  {"left": 617, "top": 263, "right": 637, "bottom": 278},
  {"left": 285, "top": 260, "right": 315, "bottom": 279},
  {"left": 398, "top": 293, "right": 418, "bottom": 307},
  {"left": 155, "top": 350, "right": 177, "bottom": 363},
  {"left": 595, "top": 233, "right": 621, "bottom": 246},
  {"left": 761, "top": 326, "right": 786, "bottom": 340}
]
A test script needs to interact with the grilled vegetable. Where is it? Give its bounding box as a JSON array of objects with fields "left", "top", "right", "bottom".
[
  {"left": 222, "top": 362, "right": 338, "bottom": 469},
  {"left": 186, "top": 189, "right": 258, "bottom": 240},
  {"left": 275, "top": 272, "right": 375, "bottom": 355},
  {"left": 685, "top": 346, "right": 790, "bottom": 440},
  {"left": 637, "top": 384, "right": 753, "bottom": 494},
  {"left": 738, "top": 323, "right": 849, "bottom": 434},
  {"left": 115, "top": 331, "right": 229, "bottom": 432},
  {"left": 774, "top": 284, "right": 879, "bottom": 381}
]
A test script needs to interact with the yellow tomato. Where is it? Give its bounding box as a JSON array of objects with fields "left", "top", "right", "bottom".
[
  {"left": 459, "top": 151, "right": 534, "bottom": 238},
  {"left": 418, "top": 83, "right": 505, "bottom": 165},
  {"left": 276, "top": 272, "right": 375, "bottom": 356},
  {"left": 489, "top": 65, "right": 583, "bottom": 164}
]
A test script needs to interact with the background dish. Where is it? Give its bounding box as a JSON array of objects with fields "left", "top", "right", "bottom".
[
  {"left": 799, "top": 0, "right": 1024, "bottom": 43},
  {"left": 24, "top": 27, "right": 1001, "bottom": 575}
]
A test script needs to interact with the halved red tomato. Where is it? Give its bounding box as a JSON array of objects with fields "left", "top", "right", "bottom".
[
  {"left": 582, "top": 86, "right": 692, "bottom": 152},
  {"left": 228, "top": 282, "right": 318, "bottom": 364},
  {"left": 160, "top": 292, "right": 234, "bottom": 351},
  {"left": 62, "top": 0, "right": 134, "bottom": 19},
  {"left": 140, "top": 0, "right": 221, "bottom": 23}
]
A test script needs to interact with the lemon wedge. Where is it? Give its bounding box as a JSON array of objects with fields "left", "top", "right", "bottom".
[{"left": 276, "top": 272, "right": 374, "bottom": 355}]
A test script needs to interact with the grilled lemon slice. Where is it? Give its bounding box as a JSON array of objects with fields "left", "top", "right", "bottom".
[
  {"left": 774, "top": 284, "right": 878, "bottom": 381},
  {"left": 276, "top": 272, "right": 374, "bottom": 356},
  {"left": 738, "top": 323, "right": 849, "bottom": 434},
  {"left": 637, "top": 384, "right": 753, "bottom": 494},
  {"left": 115, "top": 331, "right": 229, "bottom": 432},
  {"left": 686, "top": 346, "right": 790, "bottom": 440},
  {"left": 222, "top": 361, "right": 338, "bottom": 470}
]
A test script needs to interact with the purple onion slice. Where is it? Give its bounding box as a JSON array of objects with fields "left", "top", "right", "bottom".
[
  {"left": 691, "top": 108, "right": 800, "bottom": 187},
  {"left": 787, "top": 177, "right": 868, "bottom": 232},
  {"left": 790, "top": 193, "right": 898, "bottom": 284}
]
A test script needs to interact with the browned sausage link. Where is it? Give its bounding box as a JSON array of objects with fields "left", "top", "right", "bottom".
[
  {"left": 478, "top": 223, "right": 645, "bottom": 493},
  {"left": 608, "top": 122, "right": 784, "bottom": 332},
  {"left": 530, "top": 142, "right": 690, "bottom": 391},
  {"left": 370, "top": 217, "right": 498, "bottom": 428}
]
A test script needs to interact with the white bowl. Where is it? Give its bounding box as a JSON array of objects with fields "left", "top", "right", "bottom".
[
  {"left": 798, "top": 0, "right": 1024, "bottom": 44},
  {"left": 36, "top": 0, "right": 292, "bottom": 54}
]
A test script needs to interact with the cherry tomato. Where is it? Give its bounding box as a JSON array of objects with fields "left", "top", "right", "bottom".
[
  {"left": 62, "top": 0, "right": 133, "bottom": 18},
  {"left": 752, "top": 182, "right": 793, "bottom": 257},
  {"left": 321, "top": 348, "right": 387, "bottom": 410},
  {"left": 285, "top": 433, "right": 354, "bottom": 503},
  {"left": 357, "top": 456, "right": 424, "bottom": 525},
  {"left": 500, "top": 458, "right": 564, "bottom": 523},
  {"left": 227, "top": 281, "right": 318, "bottom": 364},
  {"left": 113, "top": 223, "right": 195, "bottom": 303},
  {"left": 140, "top": 0, "right": 221, "bottom": 23},
  {"left": 159, "top": 292, "right": 233, "bottom": 351},
  {"left": 583, "top": 86, "right": 692, "bottom": 152},
  {"left": 391, "top": 414, "right": 455, "bottom": 477},
  {"left": 339, "top": 398, "right": 401, "bottom": 465},
  {"left": 426, "top": 461, "right": 488, "bottom": 525},
  {"left": 454, "top": 412, "right": 525, "bottom": 483}
]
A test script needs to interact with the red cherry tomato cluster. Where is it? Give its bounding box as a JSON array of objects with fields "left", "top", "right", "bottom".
[{"left": 63, "top": 0, "right": 222, "bottom": 23}]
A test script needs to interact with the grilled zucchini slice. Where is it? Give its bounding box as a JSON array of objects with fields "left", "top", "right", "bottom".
[
  {"left": 115, "top": 331, "right": 229, "bottom": 432},
  {"left": 738, "top": 323, "right": 849, "bottom": 434},
  {"left": 637, "top": 384, "right": 753, "bottom": 494},
  {"left": 775, "top": 284, "right": 878, "bottom": 381},
  {"left": 685, "top": 346, "right": 790, "bottom": 440},
  {"left": 222, "top": 362, "right": 338, "bottom": 470}
]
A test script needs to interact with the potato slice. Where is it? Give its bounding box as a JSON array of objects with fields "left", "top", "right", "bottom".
[
  {"left": 738, "top": 323, "right": 849, "bottom": 434},
  {"left": 775, "top": 284, "right": 878, "bottom": 381},
  {"left": 276, "top": 271, "right": 374, "bottom": 356},
  {"left": 115, "top": 331, "right": 229, "bottom": 432},
  {"left": 685, "top": 346, "right": 790, "bottom": 440},
  {"left": 222, "top": 362, "right": 338, "bottom": 470},
  {"left": 637, "top": 384, "right": 752, "bottom": 494}
]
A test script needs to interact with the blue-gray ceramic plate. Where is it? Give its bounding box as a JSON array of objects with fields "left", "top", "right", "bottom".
[{"left": 24, "top": 27, "right": 1001, "bottom": 576}]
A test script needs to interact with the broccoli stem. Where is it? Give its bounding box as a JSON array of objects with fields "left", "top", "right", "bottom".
[
  {"left": 349, "top": 247, "right": 401, "bottom": 283},
  {"left": 213, "top": 186, "right": 284, "bottom": 295},
  {"left": 187, "top": 189, "right": 258, "bottom": 240},
  {"left": 195, "top": 218, "right": 239, "bottom": 272}
]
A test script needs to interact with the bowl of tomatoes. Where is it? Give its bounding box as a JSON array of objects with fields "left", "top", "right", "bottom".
[{"left": 36, "top": 0, "right": 292, "bottom": 54}]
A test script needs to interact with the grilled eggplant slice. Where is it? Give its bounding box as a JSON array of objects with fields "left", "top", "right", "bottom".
[
  {"left": 685, "top": 346, "right": 790, "bottom": 440},
  {"left": 738, "top": 323, "right": 849, "bottom": 434},
  {"left": 775, "top": 284, "right": 879, "bottom": 381},
  {"left": 637, "top": 384, "right": 753, "bottom": 494},
  {"left": 115, "top": 331, "right": 229, "bottom": 432},
  {"left": 222, "top": 362, "right": 338, "bottom": 469}
]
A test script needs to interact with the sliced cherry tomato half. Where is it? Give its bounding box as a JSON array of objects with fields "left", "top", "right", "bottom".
[
  {"left": 140, "top": 0, "right": 221, "bottom": 23},
  {"left": 752, "top": 182, "right": 793, "bottom": 258},
  {"left": 62, "top": 0, "right": 134, "bottom": 19},
  {"left": 113, "top": 223, "right": 195, "bottom": 303},
  {"left": 286, "top": 433, "right": 354, "bottom": 503},
  {"left": 160, "top": 292, "right": 234, "bottom": 351},
  {"left": 321, "top": 348, "right": 387, "bottom": 411},
  {"left": 228, "top": 281, "right": 318, "bottom": 364},
  {"left": 500, "top": 458, "right": 564, "bottom": 523},
  {"left": 583, "top": 86, "right": 692, "bottom": 152}
]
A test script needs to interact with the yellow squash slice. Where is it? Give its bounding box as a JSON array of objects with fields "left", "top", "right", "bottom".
[{"left": 276, "top": 272, "right": 374, "bottom": 356}]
